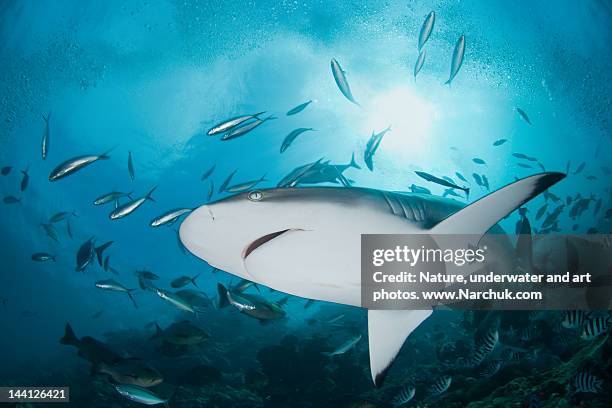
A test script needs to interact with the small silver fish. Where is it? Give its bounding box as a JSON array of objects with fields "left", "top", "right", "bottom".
[
  {"left": 49, "top": 211, "right": 77, "bottom": 223},
  {"left": 286, "top": 100, "right": 312, "bottom": 116},
  {"left": 155, "top": 288, "right": 196, "bottom": 314},
  {"left": 95, "top": 279, "right": 137, "bottom": 308},
  {"left": 455, "top": 172, "right": 468, "bottom": 183},
  {"left": 364, "top": 125, "right": 391, "bottom": 171},
  {"left": 31, "top": 252, "right": 56, "bottom": 262},
  {"left": 414, "top": 49, "right": 427, "bottom": 80},
  {"left": 94, "top": 191, "right": 132, "bottom": 206},
  {"left": 109, "top": 186, "right": 156, "bottom": 220},
  {"left": 19, "top": 168, "right": 29, "bottom": 192},
  {"left": 207, "top": 112, "right": 265, "bottom": 136},
  {"left": 418, "top": 11, "right": 436, "bottom": 50},
  {"left": 323, "top": 334, "right": 362, "bottom": 357},
  {"left": 49, "top": 148, "right": 113, "bottom": 181},
  {"left": 218, "top": 170, "right": 237, "bottom": 193},
  {"left": 331, "top": 58, "right": 360, "bottom": 107},
  {"left": 280, "top": 128, "right": 315, "bottom": 153},
  {"left": 221, "top": 115, "right": 275, "bottom": 141},
  {"left": 415, "top": 171, "right": 469, "bottom": 197},
  {"left": 201, "top": 164, "right": 215, "bottom": 181},
  {"left": 170, "top": 274, "right": 200, "bottom": 288},
  {"left": 128, "top": 151, "right": 135, "bottom": 181},
  {"left": 226, "top": 175, "right": 267, "bottom": 193},
  {"left": 473, "top": 157, "right": 486, "bottom": 165},
  {"left": 114, "top": 384, "right": 168, "bottom": 406},
  {"left": 445, "top": 35, "right": 465, "bottom": 85},
  {"left": 42, "top": 113, "right": 50, "bottom": 160},
  {"left": 150, "top": 208, "right": 192, "bottom": 227},
  {"left": 41, "top": 223, "right": 59, "bottom": 242},
  {"left": 516, "top": 107, "right": 532, "bottom": 125},
  {"left": 207, "top": 180, "right": 214, "bottom": 201},
  {"left": 3, "top": 196, "right": 20, "bottom": 204}
]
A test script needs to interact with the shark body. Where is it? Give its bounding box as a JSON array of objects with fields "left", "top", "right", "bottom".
[{"left": 179, "top": 173, "right": 565, "bottom": 385}]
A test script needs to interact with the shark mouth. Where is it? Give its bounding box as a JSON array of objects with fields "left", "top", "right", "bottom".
[{"left": 243, "top": 229, "right": 293, "bottom": 259}]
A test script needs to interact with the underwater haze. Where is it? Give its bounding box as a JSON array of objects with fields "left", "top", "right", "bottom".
[{"left": 0, "top": 0, "right": 611, "bottom": 407}]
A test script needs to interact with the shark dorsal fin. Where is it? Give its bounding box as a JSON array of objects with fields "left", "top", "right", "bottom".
[{"left": 368, "top": 309, "right": 431, "bottom": 386}]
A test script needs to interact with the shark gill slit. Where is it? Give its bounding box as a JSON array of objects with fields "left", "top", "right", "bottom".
[{"left": 243, "top": 229, "right": 291, "bottom": 259}]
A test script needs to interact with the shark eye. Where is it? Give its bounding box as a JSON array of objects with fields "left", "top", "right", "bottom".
[{"left": 248, "top": 190, "right": 264, "bottom": 201}]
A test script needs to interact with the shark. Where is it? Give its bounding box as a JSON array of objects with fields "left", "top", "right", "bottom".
[{"left": 179, "top": 172, "right": 565, "bottom": 386}]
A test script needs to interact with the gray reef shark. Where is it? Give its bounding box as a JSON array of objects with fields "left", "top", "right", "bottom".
[{"left": 179, "top": 172, "right": 565, "bottom": 386}]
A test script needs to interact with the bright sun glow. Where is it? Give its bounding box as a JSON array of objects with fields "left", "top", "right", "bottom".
[{"left": 360, "top": 85, "right": 437, "bottom": 159}]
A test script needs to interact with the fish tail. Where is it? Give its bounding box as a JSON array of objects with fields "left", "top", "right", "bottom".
[
  {"left": 127, "top": 290, "right": 138, "bottom": 309},
  {"left": 60, "top": 323, "right": 79, "bottom": 345},
  {"left": 265, "top": 115, "right": 278, "bottom": 121},
  {"left": 349, "top": 153, "right": 361, "bottom": 170},
  {"left": 253, "top": 111, "right": 266, "bottom": 118},
  {"left": 42, "top": 112, "right": 50, "bottom": 122},
  {"left": 95, "top": 241, "right": 114, "bottom": 265},
  {"left": 216, "top": 283, "right": 230, "bottom": 308},
  {"left": 99, "top": 145, "right": 118, "bottom": 160},
  {"left": 146, "top": 186, "right": 157, "bottom": 202},
  {"left": 150, "top": 322, "right": 163, "bottom": 339},
  {"left": 191, "top": 273, "right": 200, "bottom": 288}
]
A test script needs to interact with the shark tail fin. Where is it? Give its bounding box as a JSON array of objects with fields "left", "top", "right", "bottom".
[
  {"left": 217, "top": 283, "right": 230, "bottom": 308},
  {"left": 368, "top": 310, "right": 432, "bottom": 387},
  {"left": 60, "top": 323, "right": 79, "bottom": 345}
]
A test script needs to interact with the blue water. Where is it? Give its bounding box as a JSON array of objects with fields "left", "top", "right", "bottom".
[{"left": 0, "top": 0, "right": 610, "bottom": 406}]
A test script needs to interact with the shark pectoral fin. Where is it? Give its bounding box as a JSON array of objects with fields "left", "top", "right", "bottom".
[
  {"left": 368, "top": 309, "right": 432, "bottom": 387},
  {"left": 430, "top": 172, "right": 565, "bottom": 236}
]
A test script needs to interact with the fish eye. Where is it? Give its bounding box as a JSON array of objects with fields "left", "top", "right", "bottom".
[{"left": 248, "top": 190, "right": 263, "bottom": 201}]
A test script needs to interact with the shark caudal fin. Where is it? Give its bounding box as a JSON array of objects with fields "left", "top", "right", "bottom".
[{"left": 368, "top": 310, "right": 432, "bottom": 387}]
